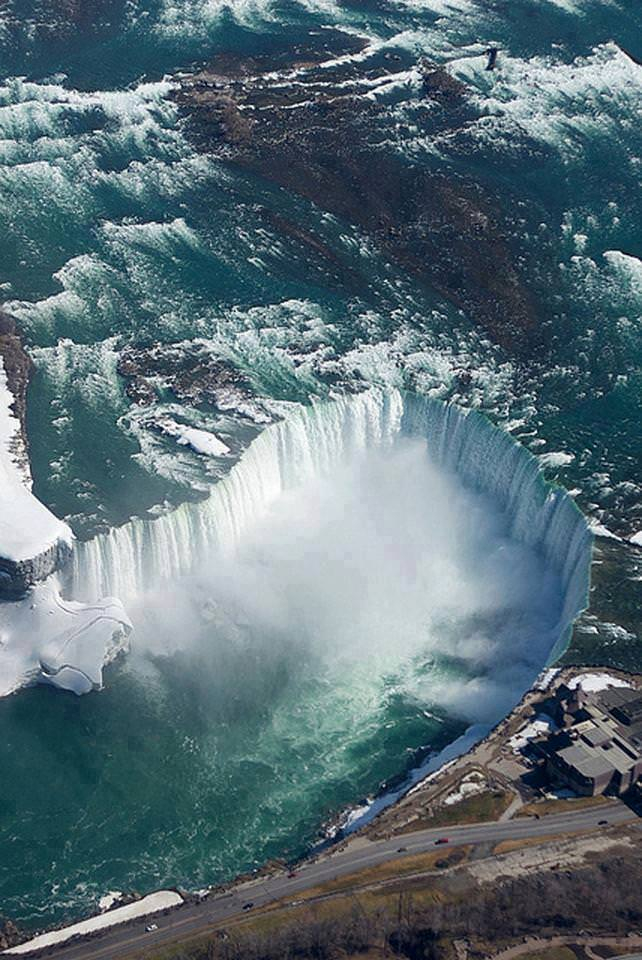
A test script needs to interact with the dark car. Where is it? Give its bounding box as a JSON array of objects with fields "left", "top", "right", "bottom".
[
  {"left": 243, "top": 902, "right": 254, "bottom": 911},
  {"left": 287, "top": 871, "right": 298, "bottom": 878},
  {"left": 598, "top": 819, "right": 608, "bottom": 825}
]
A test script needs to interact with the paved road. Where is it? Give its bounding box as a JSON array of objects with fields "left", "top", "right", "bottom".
[
  {"left": 19, "top": 801, "right": 637, "bottom": 960},
  {"left": 491, "top": 935, "right": 642, "bottom": 960}
]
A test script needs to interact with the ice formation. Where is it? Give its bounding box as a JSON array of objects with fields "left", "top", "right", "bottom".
[
  {"left": 0, "top": 583, "right": 132, "bottom": 696},
  {"left": 0, "top": 355, "right": 131, "bottom": 696},
  {"left": 3, "top": 388, "right": 592, "bottom": 699}
]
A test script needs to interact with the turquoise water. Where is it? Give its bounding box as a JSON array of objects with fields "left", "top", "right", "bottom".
[{"left": 0, "top": 0, "right": 640, "bottom": 933}]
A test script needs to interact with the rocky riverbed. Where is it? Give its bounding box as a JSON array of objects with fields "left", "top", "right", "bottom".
[{"left": 173, "top": 30, "right": 540, "bottom": 357}]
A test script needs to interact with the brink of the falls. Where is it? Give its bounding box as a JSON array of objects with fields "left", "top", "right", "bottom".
[
  {"left": 2, "top": 389, "right": 593, "bottom": 700},
  {"left": 70, "top": 389, "right": 592, "bottom": 671}
]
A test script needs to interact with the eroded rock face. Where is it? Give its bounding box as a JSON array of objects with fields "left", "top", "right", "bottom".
[
  {"left": 0, "top": 310, "right": 34, "bottom": 482},
  {"left": 0, "top": 311, "right": 73, "bottom": 599},
  {"left": 0, "top": 541, "right": 72, "bottom": 599},
  {"left": 0, "top": 919, "right": 21, "bottom": 950},
  {"left": 174, "top": 34, "right": 540, "bottom": 356}
]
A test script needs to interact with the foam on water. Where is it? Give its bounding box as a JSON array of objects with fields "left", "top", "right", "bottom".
[
  {"left": 604, "top": 250, "right": 642, "bottom": 298},
  {"left": 452, "top": 42, "right": 642, "bottom": 162},
  {"left": 1, "top": 0, "right": 639, "bottom": 929},
  {"left": 5, "top": 393, "right": 592, "bottom": 928},
  {"left": 70, "top": 391, "right": 591, "bottom": 668}
]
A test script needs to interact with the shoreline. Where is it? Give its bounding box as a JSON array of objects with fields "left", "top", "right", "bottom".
[
  {"left": 6, "top": 662, "right": 639, "bottom": 957},
  {"left": 323, "top": 659, "right": 639, "bottom": 841}
]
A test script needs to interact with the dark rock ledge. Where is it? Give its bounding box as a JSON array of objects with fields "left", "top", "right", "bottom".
[
  {"left": 117, "top": 342, "right": 253, "bottom": 410},
  {"left": 173, "top": 32, "right": 541, "bottom": 357},
  {"left": 0, "top": 310, "right": 71, "bottom": 597},
  {"left": 0, "top": 310, "right": 34, "bottom": 483}
]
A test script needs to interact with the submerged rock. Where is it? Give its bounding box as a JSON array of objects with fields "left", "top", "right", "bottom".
[
  {"left": 174, "top": 34, "right": 540, "bottom": 356},
  {"left": 117, "top": 342, "right": 253, "bottom": 411},
  {"left": 420, "top": 60, "right": 469, "bottom": 101}
]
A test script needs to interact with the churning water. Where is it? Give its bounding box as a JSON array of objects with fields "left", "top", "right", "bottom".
[{"left": 0, "top": 0, "right": 639, "bottom": 932}]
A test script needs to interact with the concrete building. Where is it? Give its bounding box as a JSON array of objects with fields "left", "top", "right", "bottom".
[{"left": 539, "top": 687, "right": 642, "bottom": 797}]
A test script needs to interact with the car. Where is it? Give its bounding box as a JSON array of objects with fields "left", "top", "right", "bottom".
[
  {"left": 287, "top": 871, "right": 298, "bottom": 878},
  {"left": 242, "top": 902, "right": 254, "bottom": 911},
  {"left": 598, "top": 819, "right": 608, "bottom": 826},
  {"left": 397, "top": 846, "right": 408, "bottom": 853},
  {"left": 434, "top": 838, "right": 449, "bottom": 845},
  {"left": 145, "top": 923, "right": 158, "bottom": 933}
]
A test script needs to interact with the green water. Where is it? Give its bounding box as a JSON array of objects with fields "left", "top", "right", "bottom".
[{"left": 0, "top": 0, "right": 640, "bottom": 933}]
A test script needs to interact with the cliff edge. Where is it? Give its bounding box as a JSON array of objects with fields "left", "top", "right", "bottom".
[{"left": 0, "top": 312, "right": 132, "bottom": 695}]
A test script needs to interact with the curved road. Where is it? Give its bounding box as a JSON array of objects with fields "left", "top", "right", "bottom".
[{"left": 14, "top": 801, "right": 637, "bottom": 960}]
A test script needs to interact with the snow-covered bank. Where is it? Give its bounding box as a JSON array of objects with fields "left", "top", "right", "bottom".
[
  {"left": 3, "top": 891, "right": 183, "bottom": 955},
  {"left": 338, "top": 665, "right": 633, "bottom": 834},
  {"left": 0, "top": 324, "right": 131, "bottom": 696},
  {"left": 0, "top": 341, "right": 72, "bottom": 594},
  {"left": 337, "top": 723, "right": 491, "bottom": 834}
]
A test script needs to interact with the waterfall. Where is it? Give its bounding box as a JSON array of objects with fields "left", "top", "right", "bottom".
[
  {"left": 400, "top": 395, "right": 592, "bottom": 660},
  {"left": 69, "top": 390, "right": 592, "bottom": 662}
]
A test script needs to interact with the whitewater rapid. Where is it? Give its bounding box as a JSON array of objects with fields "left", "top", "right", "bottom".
[{"left": 5, "top": 0, "right": 636, "bottom": 925}]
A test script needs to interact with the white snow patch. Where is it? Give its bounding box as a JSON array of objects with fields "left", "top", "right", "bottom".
[
  {"left": 630, "top": 531, "right": 642, "bottom": 547},
  {"left": 442, "top": 771, "right": 486, "bottom": 806},
  {"left": 98, "top": 891, "right": 123, "bottom": 912},
  {"left": 589, "top": 521, "right": 622, "bottom": 541},
  {"left": 509, "top": 714, "right": 558, "bottom": 752},
  {"left": 567, "top": 672, "right": 632, "bottom": 693},
  {"left": 543, "top": 787, "right": 578, "bottom": 800},
  {"left": 158, "top": 417, "right": 231, "bottom": 457},
  {"left": 177, "top": 426, "right": 230, "bottom": 457},
  {"left": 534, "top": 667, "right": 560, "bottom": 691},
  {"left": 4, "top": 890, "right": 184, "bottom": 954},
  {"left": 0, "top": 357, "right": 72, "bottom": 562},
  {"left": 0, "top": 579, "right": 132, "bottom": 696},
  {"left": 339, "top": 801, "right": 373, "bottom": 833}
]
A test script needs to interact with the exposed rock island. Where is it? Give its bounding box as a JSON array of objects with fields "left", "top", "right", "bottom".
[
  {"left": 173, "top": 31, "right": 540, "bottom": 356},
  {"left": 0, "top": 311, "right": 131, "bottom": 696}
]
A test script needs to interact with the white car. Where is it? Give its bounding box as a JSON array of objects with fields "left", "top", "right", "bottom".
[{"left": 145, "top": 923, "right": 159, "bottom": 933}]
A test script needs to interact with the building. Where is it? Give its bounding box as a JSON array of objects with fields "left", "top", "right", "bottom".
[{"left": 538, "top": 686, "right": 642, "bottom": 797}]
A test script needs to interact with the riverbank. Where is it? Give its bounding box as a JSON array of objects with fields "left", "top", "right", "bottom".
[
  {"left": 10, "top": 801, "right": 639, "bottom": 960},
  {"left": 5, "top": 665, "right": 639, "bottom": 957},
  {"left": 353, "top": 665, "right": 641, "bottom": 841}
]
